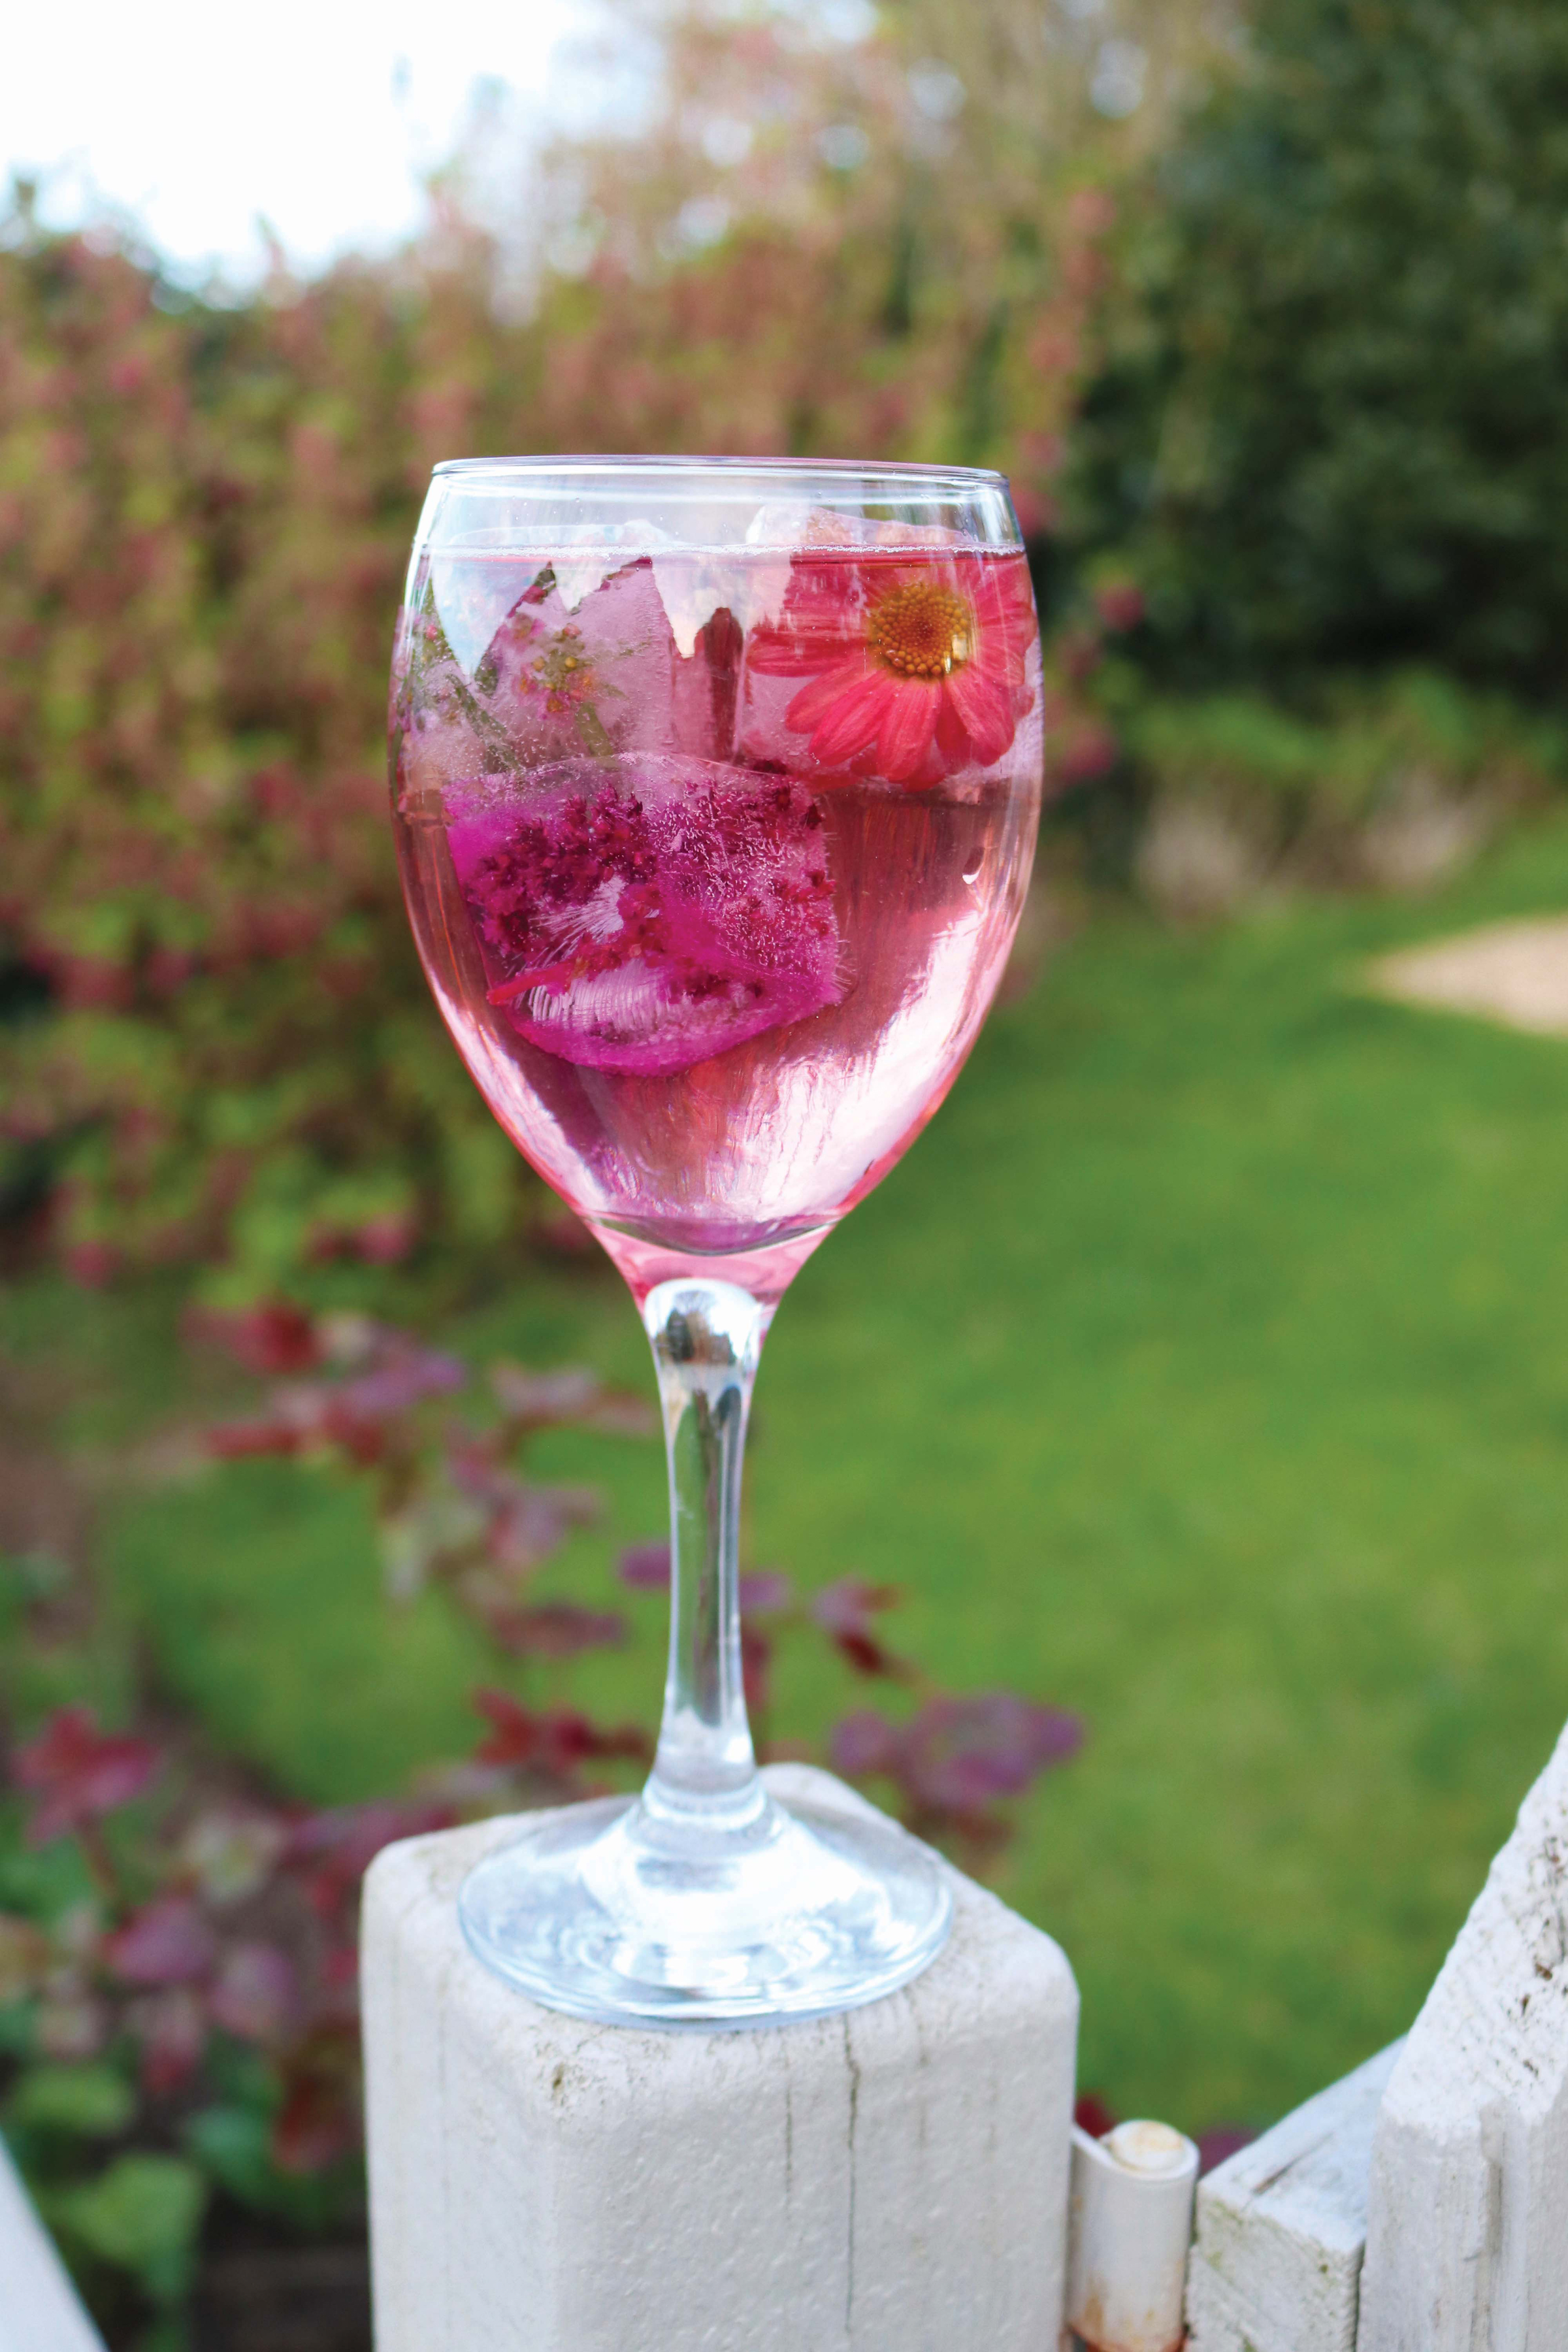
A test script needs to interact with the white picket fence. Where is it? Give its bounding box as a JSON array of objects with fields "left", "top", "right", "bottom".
[
  {"left": 1189, "top": 1715, "right": 1568, "bottom": 2351},
  {"left": 5, "top": 1723, "right": 1567, "bottom": 2350},
  {"left": 0, "top": 2138, "right": 103, "bottom": 2352}
]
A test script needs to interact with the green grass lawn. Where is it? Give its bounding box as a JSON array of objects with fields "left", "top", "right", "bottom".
[{"left": 14, "top": 813, "right": 1568, "bottom": 2137}]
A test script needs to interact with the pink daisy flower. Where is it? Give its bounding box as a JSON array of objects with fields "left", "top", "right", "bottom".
[{"left": 748, "top": 554, "right": 1037, "bottom": 787}]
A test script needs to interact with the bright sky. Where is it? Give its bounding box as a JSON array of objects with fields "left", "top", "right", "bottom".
[{"left": 3, "top": 0, "right": 596, "bottom": 282}]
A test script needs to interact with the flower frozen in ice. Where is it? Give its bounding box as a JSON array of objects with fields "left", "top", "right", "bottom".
[
  {"left": 444, "top": 755, "right": 845, "bottom": 1076},
  {"left": 747, "top": 554, "right": 1037, "bottom": 786}
]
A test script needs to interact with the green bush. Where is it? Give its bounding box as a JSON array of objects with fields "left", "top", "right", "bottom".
[
  {"left": 1069, "top": 0, "right": 1568, "bottom": 699},
  {"left": 1132, "top": 670, "right": 1566, "bottom": 825},
  {"left": 1116, "top": 670, "right": 1567, "bottom": 913}
]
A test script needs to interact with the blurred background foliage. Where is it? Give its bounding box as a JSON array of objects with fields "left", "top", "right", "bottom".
[
  {"left": 6, "top": 0, "right": 1567, "bottom": 1289},
  {"left": 1067, "top": 0, "right": 1568, "bottom": 698},
  {"left": 0, "top": 0, "right": 1218, "bottom": 1290}
]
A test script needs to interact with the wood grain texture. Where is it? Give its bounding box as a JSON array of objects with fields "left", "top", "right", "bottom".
[
  {"left": 361, "top": 1765, "right": 1078, "bottom": 2352},
  {"left": 1360, "top": 1721, "right": 1568, "bottom": 2351},
  {"left": 1184, "top": 2040, "right": 1402, "bottom": 2352}
]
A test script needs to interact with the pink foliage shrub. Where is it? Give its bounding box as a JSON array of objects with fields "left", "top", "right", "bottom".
[
  {"left": 0, "top": 131, "right": 1117, "bottom": 1287},
  {"left": 1, "top": 1307, "right": 1080, "bottom": 2237}
]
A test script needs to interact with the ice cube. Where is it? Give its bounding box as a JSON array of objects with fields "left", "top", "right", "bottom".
[{"left": 444, "top": 754, "right": 845, "bottom": 1077}]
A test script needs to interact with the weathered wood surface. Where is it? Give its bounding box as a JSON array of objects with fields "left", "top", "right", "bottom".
[
  {"left": 1184, "top": 2040, "right": 1403, "bottom": 2352},
  {"left": 1359, "top": 1721, "right": 1568, "bottom": 2351},
  {"left": 0, "top": 2137, "right": 105, "bottom": 2352},
  {"left": 363, "top": 1764, "right": 1079, "bottom": 2352}
]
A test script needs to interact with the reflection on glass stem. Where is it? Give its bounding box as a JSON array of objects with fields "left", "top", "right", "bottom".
[{"left": 642, "top": 1279, "right": 769, "bottom": 1835}]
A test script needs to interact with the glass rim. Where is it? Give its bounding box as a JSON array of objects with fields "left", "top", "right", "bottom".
[{"left": 430, "top": 453, "right": 1010, "bottom": 491}]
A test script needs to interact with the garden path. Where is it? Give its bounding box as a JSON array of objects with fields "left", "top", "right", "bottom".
[{"left": 1369, "top": 914, "right": 1568, "bottom": 1036}]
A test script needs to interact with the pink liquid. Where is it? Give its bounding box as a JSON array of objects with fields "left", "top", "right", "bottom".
[{"left": 391, "top": 540, "right": 1041, "bottom": 1303}]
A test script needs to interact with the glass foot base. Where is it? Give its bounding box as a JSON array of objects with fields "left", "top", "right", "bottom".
[{"left": 457, "top": 1786, "right": 953, "bottom": 2027}]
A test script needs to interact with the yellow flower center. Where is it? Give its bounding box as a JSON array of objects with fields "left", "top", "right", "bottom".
[{"left": 867, "top": 583, "right": 973, "bottom": 680}]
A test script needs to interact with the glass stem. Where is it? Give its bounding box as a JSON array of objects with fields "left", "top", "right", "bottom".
[{"left": 640, "top": 1277, "right": 769, "bottom": 1832}]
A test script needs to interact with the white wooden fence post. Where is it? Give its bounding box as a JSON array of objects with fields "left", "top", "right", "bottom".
[
  {"left": 361, "top": 1762, "right": 1079, "bottom": 2352},
  {"left": 1358, "top": 1720, "right": 1568, "bottom": 2350},
  {"left": 0, "top": 2138, "right": 105, "bottom": 2352},
  {"left": 1181, "top": 1714, "right": 1568, "bottom": 2352},
  {"left": 1184, "top": 2039, "right": 1403, "bottom": 2352}
]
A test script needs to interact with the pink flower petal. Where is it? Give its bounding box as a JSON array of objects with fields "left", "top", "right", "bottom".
[
  {"left": 934, "top": 693, "right": 971, "bottom": 766},
  {"left": 785, "top": 659, "right": 874, "bottom": 732},
  {"left": 945, "top": 663, "right": 1016, "bottom": 766},
  {"left": 807, "top": 670, "right": 898, "bottom": 766},
  {"left": 975, "top": 563, "right": 1036, "bottom": 633},
  {"left": 747, "top": 559, "right": 866, "bottom": 675},
  {"left": 748, "top": 616, "right": 860, "bottom": 676},
  {"left": 874, "top": 679, "right": 940, "bottom": 783},
  {"left": 764, "top": 550, "right": 1037, "bottom": 785}
]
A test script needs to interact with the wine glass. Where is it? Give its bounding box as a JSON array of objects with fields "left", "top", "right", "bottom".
[{"left": 390, "top": 457, "right": 1042, "bottom": 2025}]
